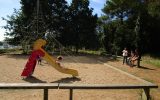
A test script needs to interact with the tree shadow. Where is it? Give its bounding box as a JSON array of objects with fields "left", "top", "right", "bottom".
[
  {"left": 51, "top": 77, "right": 81, "bottom": 83},
  {"left": 4, "top": 53, "right": 118, "bottom": 64},
  {"left": 137, "top": 66, "right": 155, "bottom": 70},
  {"left": 6, "top": 54, "right": 29, "bottom": 59},
  {"left": 22, "top": 76, "right": 47, "bottom": 83},
  {"left": 0, "top": 54, "right": 4, "bottom": 56}
]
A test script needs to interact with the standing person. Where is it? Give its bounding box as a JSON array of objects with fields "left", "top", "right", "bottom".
[{"left": 122, "top": 47, "right": 128, "bottom": 64}]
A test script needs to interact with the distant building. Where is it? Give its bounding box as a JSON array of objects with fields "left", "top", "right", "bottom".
[
  {"left": 3, "top": 41, "right": 9, "bottom": 49},
  {"left": 0, "top": 41, "right": 22, "bottom": 49}
]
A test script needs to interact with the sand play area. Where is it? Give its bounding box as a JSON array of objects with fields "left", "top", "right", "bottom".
[{"left": 0, "top": 54, "right": 157, "bottom": 100}]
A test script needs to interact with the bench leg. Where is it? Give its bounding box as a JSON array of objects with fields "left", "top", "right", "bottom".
[{"left": 142, "top": 88, "right": 150, "bottom": 100}]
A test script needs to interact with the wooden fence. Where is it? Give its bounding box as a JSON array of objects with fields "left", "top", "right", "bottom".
[{"left": 0, "top": 83, "right": 158, "bottom": 100}]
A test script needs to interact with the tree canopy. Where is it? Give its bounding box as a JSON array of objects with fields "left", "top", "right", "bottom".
[
  {"left": 100, "top": 0, "right": 160, "bottom": 55},
  {"left": 2, "top": 0, "right": 160, "bottom": 55},
  {"left": 2, "top": 0, "right": 97, "bottom": 53}
]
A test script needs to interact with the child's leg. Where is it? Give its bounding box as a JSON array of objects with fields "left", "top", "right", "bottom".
[
  {"left": 38, "top": 60, "right": 39, "bottom": 64},
  {"left": 38, "top": 59, "right": 41, "bottom": 64},
  {"left": 39, "top": 59, "right": 42, "bottom": 64},
  {"left": 125, "top": 56, "right": 127, "bottom": 64}
]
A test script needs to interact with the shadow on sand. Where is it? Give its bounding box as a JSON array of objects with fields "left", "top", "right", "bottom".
[
  {"left": 3, "top": 53, "right": 118, "bottom": 64},
  {"left": 22, "top": 76, "right": 47, "bottom": 83},
  {"left": 51, "top": 77, "right": 81, "bottom": 83},
  {"left": 6, "top": 54, "right": 29, "bottom": 59},
  {"left": 137, "top": 66, "right": 155, "bottom": 70}
]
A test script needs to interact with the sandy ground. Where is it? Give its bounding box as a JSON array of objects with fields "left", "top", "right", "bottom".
[
  {"left": 0, "top": 54, "right": 159, "bottom": 100},
  {"left": 107, "top": 58, "right": 160, "bottom": 100}
]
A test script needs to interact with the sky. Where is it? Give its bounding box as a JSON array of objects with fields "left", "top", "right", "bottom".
[{"left": 0, "top": 0, "right": 106, "bottom": 41}]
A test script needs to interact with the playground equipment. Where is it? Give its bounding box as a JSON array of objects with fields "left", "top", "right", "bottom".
[
  {"left": 21, "top": 0, "right": 78, "bottom": 78},
  {"left": 20, "top": 11, "right": 79, "bottom": 77},
  {"left": 21, "top": 39, "right": 78, "bottom": 77}
]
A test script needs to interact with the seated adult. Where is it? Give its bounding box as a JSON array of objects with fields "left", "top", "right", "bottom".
[
  {"left": 131, "top": 49, "right": 139, "bottom": 66},
  {"left": 127, "top": 50, "right": 134, "bottom": 66}
]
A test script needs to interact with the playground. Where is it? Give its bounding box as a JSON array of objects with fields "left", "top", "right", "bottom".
[
  {"left": 0, "top": 0, "right": 160, "bottom": 100},
  {"left": 0, "top": 53, "right": 159, "bottom": 100}
]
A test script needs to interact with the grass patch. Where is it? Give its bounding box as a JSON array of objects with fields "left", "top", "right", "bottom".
[
  {"left": 0, "top": 49, "right": 22, "bottom": 54},
  {"left": 78, "top": 49, "right": 113, "bottom": 56},
  {"left": 142, "top": 55, "right": 160, "bottom": 67},
  {"left": 78, "top": 50, "right": 101, "bottom": 55},
  {"left": 142, "top": 77, "right": 155, "bottom": 83}
]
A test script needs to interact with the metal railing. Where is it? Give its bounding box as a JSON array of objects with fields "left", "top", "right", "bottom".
[{"left": 0, "top": 83, "right": 158, "bottom": 100}]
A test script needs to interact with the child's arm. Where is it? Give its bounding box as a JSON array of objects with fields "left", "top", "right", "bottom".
[{"left": 56, "top": 60, "right": 61, "bottom": 66}]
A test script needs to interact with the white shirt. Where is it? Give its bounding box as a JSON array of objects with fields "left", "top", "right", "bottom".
[{"left": 122, "top": 50, "right": 128, "bottom": 56}]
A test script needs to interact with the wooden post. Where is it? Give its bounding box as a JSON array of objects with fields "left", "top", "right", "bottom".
[
  {"left": 142, "top": 88, "right": 150, "bottom": 100},
  {"left": 70, "top": 89, "right": 73, "bottom": 100},
  {"left": 44, "top": 88, "right": 48, "bottom": 100}
]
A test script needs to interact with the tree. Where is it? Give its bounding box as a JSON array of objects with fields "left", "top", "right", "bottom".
[
  {"left": 96, "top": 16, "right": 108, "bottom": 51},
  {"left": 0, "top": 41, "right": 3, "bottom": 46},
  {"left": 68, "top": 0, "right": 98, "bottom": 53},
  {"left": 102, "top": 0, "right": 138, "bottom": 24},
  {"left": 101, "top": 0, "right": 160, "bottom": 56},
  {"left": 47, "top": 0, "right": 69, "bottom": 34},
  {"left": 146, "top": 0, "right": 160, "bottom": 53},
  {"left": 102, "top": 0, "right": 137, "bottom": 54},
  {"left": 2, "top": 9, "right": 27, "bottom": 45}
]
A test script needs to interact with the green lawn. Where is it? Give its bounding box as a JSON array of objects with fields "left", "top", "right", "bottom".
[{"left": 142, "top": 55, "right": 160, "bottom": 67}]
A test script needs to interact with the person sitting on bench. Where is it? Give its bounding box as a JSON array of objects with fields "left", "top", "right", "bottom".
[{"left": 131, "top": 49, "right": 139, "bottom": 66}]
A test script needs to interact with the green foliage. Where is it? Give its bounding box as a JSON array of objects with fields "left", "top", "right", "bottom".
[
  {"left": 66, "top": 0, "right": 98, "bottom": 53},
  {"left": 2, "top": 0, "right": 160, "bottom": 55},
  {"left": 148, "top": 1, "right": 160, "bottom": 17},
  {"left": 47, "top": 0, "right": 69, "bottom": 33},
  {"left": 79, "top": 49, "right": 101, "bottom": 55},
  {"left": 102, "top": 0, "right": 139, "bottom": 23},
  {"left": 101, "top": 0, "right": 160, "bottom": 55},
  {"left": 0, "top": 49, "right": 21, "bottom": 54},
  {"left": 2, "top": 9, "right": 28, "bottom": 45},
  {"left": 0, "top": 49, "right": 6, "bottom": 54},
  {"left": 143, "top": 55, "right": 160, "bottom": 68},
  {"left": 0, "top": 42, "right": 3, "bottom": 45},
  {"left": 2, "top": 0, "right": 98, "bottom": 54}
]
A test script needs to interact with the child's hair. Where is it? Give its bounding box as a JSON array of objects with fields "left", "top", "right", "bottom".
[{"left": 57, "top": 56, "right": 63, "bottom": 60}]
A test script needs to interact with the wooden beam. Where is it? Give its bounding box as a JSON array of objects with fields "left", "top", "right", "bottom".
[
  {"left": 0, "top": 83, "right": 158, "bottom": 100},
  {"left": 0, "top": 83, "right": 157, "bottom": 90},
  {"left": 0, "top": 83, "right": 58, "bottom": 89},
  {"left": 59, "top": 84, "right": 158, "bottom": 89}
]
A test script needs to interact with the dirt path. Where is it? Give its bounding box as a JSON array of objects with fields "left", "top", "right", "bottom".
[{"left": 0, "top": 54, "right": 159, "bottom": 100}]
